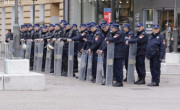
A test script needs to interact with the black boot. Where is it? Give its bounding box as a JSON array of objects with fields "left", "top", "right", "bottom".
[
  {"left": 91, "top": 78, "right": 96, "bottom": 83},
  {"left": 134, "top": 78, "right": 146, "bottom": 85},
  {"left": 113, "top": 81, "right": 123, "bottom": 87},
  {"left": 147, "top": 82, "right": 159, "bottom": 86},
  {"left": 123, "top": 77, "right": 127, "bottom": 82}
]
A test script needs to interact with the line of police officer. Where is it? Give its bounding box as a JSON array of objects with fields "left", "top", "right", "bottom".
[{"left": 19, "top": 20, "right": 165, "bottom": 87}]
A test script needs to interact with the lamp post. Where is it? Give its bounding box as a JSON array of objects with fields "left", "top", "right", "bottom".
[
  {"left": 173, "top": 0, "right": 178, "bottom": 52},
  {"left": 32, "top": 0, "right": 37, "bottom": 25},
  {"left": 12, "top": 0, "right": 20, "bottom": 58}
]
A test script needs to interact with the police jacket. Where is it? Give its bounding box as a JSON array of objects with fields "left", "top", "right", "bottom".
[
  {"left": 54, "top": 29, "right": 63, "bottom": 39},
  {"left": 98, "top": 29, "right": 111, "bottom": 57},
  {"left": 34, "top": 29, "right": 42, "bottom": 39},
  {"left": 88, "top": 29, "right": 102, "bottom": 52},
  {"left": 128, "top": 30, "right": 148, "bottom": 56},
  {"left": 47, "top": 29, "right": 55, "bottom": 39},
  {"left": 5, "top": 32, "right": 13, "bottom": 42},
  {"left": 146, "top": 32, "right": 165, "bottom": 59},
  {"left": 20, "top": 31, "right": 28, "bottom": 40},
  {"left": 61, "top": 28, "right": 71, "bottom": 51},
  {"left": 72, "top": 30, "right": 88, "bottom": 51},
  {"left": 27, "top": 29, "right": 34, "bottom": 39},
  {"left": 106, "top": 30, "right": 126, "bottom": 59},
  {"left": 124, "top": 30, "right": 134, "bottom": 55}
]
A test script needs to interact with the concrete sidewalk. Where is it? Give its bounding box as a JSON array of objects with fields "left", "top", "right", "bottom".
[{"left": 0, "top": 60, "right": 180, "bottom": 110}]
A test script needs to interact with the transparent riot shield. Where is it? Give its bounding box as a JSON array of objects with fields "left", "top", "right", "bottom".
[
  {"left": 78, "top": 50, "right": 88, "bottom": 80},
  {"left": 4, "top": 42, "right": 9, "bottom": 59},
  {"left": 96, "top": 53, "right": 104, "bottom": 85},
  {"left": 106, "top": 43, "right": 115, "bottom": 86},
  {"left": 86, "top": 52, "right": 93, "bottom": 82},
  {"left": 36, "top": 41, "right": 44, "bottom": 73},
  {"left": 45, "top": 47, "right": 52, "bottom": 74},
  {"left": 67, "top": 41, "right": 74, "bottom": 77},
  {"left": 20, "top": 41, "right": 26, "bottom": 59},
  {"left": 54, "top": 41, "right": 64, "bottom": 76},
  {"left": 25, "top": 40, "right": 32, "bottom": 60},
  {"left": 0, "top": 42, "right": 2, "bottom": 59},
  {"left": 33, "top": 41, "right": 39, "bottom": 71},
  {"left": 127, "top": 43, "right": 137, "bottom": 84}
]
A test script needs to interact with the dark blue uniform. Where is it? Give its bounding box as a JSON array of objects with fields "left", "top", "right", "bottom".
[
  {"left": 146, "top": 32, "right": 165, "bottom": 83},
  {"left": 88, "top": 29, "right": 102, "bottom": 79},
  {"left": 128, "top": 30, "right": 148, "bottom": 79},
  {"left": 41, "top": 30, "right": 49, "bottom": 71},
  {"left": 106, "top": 30, "right": 126, "bottom": 82},
  {"left": 98, "top": 29, "right": 111, "bottom": 78},
  {"left": 47, "top": 29, "right": 55, "bottom": 72},
  {"left": 5, "top": 32, "right": 13, "bottom": 43},
  {"left": 66, "top": 29, "right": 80, "bottom": 72},
  {"left": 124, "top": 30, "right": 134, "bottom": 77},
  {"left": 27, "top": 29, "right": 34, "bottom": 69}
]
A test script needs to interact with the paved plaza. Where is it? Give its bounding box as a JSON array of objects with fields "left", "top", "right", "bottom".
[{"left": 0, "top": 60, "right": 180, "bottom": 110}]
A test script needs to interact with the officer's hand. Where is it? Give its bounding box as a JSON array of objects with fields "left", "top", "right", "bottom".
[
  {"left": 83, "top": 38, "right": 87, "bottom": 42},
  {"left": 139, "top": 35, "right": 144, "bottom": 39},
  {"left": 57, "top": 38, "right": 61, "bottom": 42},
  {"left": 106, "top": 41, "right": 110, "bottom": 44},
  {"left": 159, "top": 59, "right": 162, "bottom": 61},
  {"left": 47, "top": 39, "right": 50, "bottom": 42},
  {"left": 81, "top": 32, "right": 86, "bottom": 36},
  {"left": 7, "top": 38, "right": 10, "bottom": 41},
  {"left": 67, "top": 39, "right": 72, "bottom": 42},
  {"left": 39, "top": 39, "right": 43, "bottom": 42},
  {"left": 126, "top": 41, "right": 129, "bottom": 45},
  {"left": 99, "top": 50, "right": 103, "bottom": 55},
  {"left": 29, "top": 39, "right": 33, "bottom": 42},
  {"left": 88, "top": 49, "right": 91, "bottom": 53},
  {"left": 20, "top": 39, "right": 24, "bottom": 42},
  {"left": 52, "top": 38, "right": 56, "bottom": 41},
  {"left": 80, "top": 49, "right": 84, "bottom": 52}
]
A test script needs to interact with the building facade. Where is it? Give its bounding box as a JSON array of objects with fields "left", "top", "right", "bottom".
[{"left": 0, "top": 0, "right": 64, "bottom": 41}]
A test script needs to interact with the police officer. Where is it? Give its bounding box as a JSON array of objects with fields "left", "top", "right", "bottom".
[
  {"left": 146, "top": 24, "right": 165, "bottom": 86},
  {"left": 47, "top": 24, "right": 55, "bottom": 73},
  {"left": 5, "top": 29, "right": 13, "bottom": 43},
  {"left": 126, "top": 23, "right": 148, "bottom": 84},
  {"left": 70, "top": 24, "right": 80, "bottom": 73},
  {"left": 97, "top": 23, "right": 111, "bottom": 84},
  {"left": 33, "top": 24, "right": 41, "bottom": 40},
  {"left": 20, "top": 25, "right": 28, "bottom": 42},
  {"left": 122, "top": 23, "right": 134, "bottom": 82},
  {"left": 58, "top": 23, "right": 71, "bottom": 76},
  {"left": 27, "top": 24, "right": 34, "bottom": 70},
  {"left": 84, "top": 23, "right": 102, "bottom": 83},
  {"left": 106, "top": 23, "right": 126, "bottom": 87},
  {"left": 41, "top": 25, "right": 49, "bottom": 71}
]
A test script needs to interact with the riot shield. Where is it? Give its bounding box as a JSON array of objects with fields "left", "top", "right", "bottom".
[
  {"left": 67, "top": 41, "right": 74, "bottom": 77},
  {"left": 96, "top": 53, "right": 104, "bottom": 85},
  {"left": 86, "top": 52, "right": 93, "bottom": 82},
  {"left": 105, "top": 43, "right": 115, "bottom": 86},
  {"left": 0, "top": 42, "right": 2, "bottom": 59},
  {"left": 78, "top": 50, "right": 88, "bottom": 80},
  {"left": 33, "top": 41, "right": 39, "bottom": 71},
  {"left": 20, "top": 41, "right": 26, "bottom": 59},
  {"left": 25, "top": 40, "right": 32, "bottom": 60},
  {"left": 45, "top": 48, "right": 52, "bottom": 74},
  {"left": 127, "top": 43, "right": 137, "bottom": 84},
  {"left": 54, "top": 41, "right": 64, "bottom": 76},
  {"left": 36, "top": 41, "right": 44, "bottom": 73}
]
